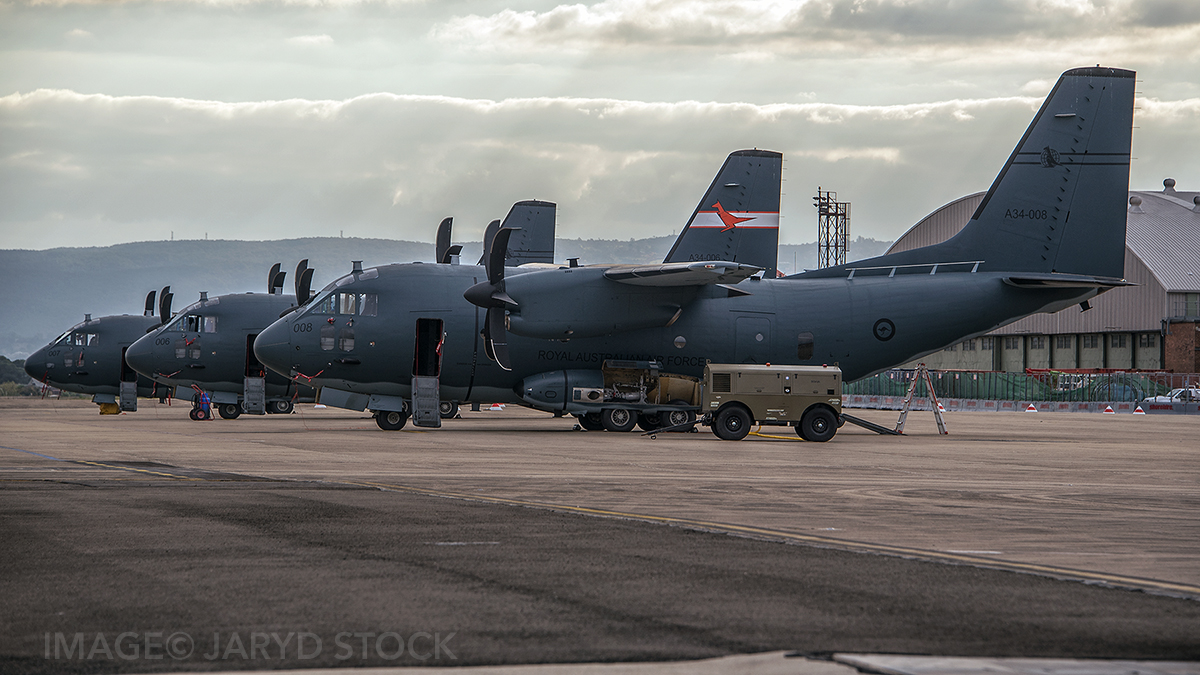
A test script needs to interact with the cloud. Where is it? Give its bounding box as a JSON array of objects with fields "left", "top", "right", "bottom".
[
  {"left": 287, "top": 34, "right": 334, "bottom": 46},
  {"left": 64, "top": 28, "right": 93, "bottom": 38},
  {"left": 1, "top": 88, "right": 1196, "bottom": 251}
]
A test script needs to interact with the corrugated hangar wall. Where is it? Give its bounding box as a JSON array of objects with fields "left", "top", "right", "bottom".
[{"left": 886, "top": 183, "right": 1200, "bottom": 372}]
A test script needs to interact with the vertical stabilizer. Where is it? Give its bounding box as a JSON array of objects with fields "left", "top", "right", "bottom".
[
  {"left": 818, "top": 67, "right": 1135, "bottom": 279},
  {"left": 500, "top": 200, "right": 556, "bottom": 266},
  {"left": 664, "top": 149, "right": 782, "bottom": 277}
]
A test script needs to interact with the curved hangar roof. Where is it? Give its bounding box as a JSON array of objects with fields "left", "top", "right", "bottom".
[{"left": 888, "top": 180, "right": 1200, "bottom": 294}]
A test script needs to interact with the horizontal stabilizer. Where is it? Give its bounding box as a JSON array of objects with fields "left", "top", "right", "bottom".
[
  {"left": 1003, "top": 274, "right": 1135, "bottom": 289},
  {"left": 604, "top": 261, "right": 762, "bottom": 287}
]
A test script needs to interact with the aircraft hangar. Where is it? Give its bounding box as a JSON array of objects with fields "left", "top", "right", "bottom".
[{"left": 890, "top": 179, "right": 1200, "bottom": 373}]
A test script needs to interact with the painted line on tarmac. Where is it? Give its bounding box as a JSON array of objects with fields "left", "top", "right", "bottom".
[
  {"left": 347, "top": 479, "right": 1200, "bottom": 601},
  {"left": 0, "top": 445, "right": 64, "bottom": 461},
  {"left": 0, "top": 447, "right": 203, "bottom": 480}
]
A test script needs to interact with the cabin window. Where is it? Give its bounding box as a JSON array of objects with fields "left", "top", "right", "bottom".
[
  {"left": 64, "top": 354, "right": 74, "bottom": 368},
  {"left": 184, "top": 315, "right": 201, "bottom": 333},
  {"left": 175, "top": 339, "right": 186, "bottom": 359},
  {"left": 188, "top": 345, "right": 201, "bottom": 359},
  {"left": 202, "top": 316, "right": 218, "bottom": 333},
  {"left": 338, "top": 293, "right": 357, "bottom": 316},
  {"left": 359, "top": 293, "right": 378, "bottom": 317},
  {"left": 320, "top": 324, "right": 335, "bottom": 351},
  {"left": 338, "top": 328, "right": 355, "bottom": 352},
  {"left": 796, "top": 332, "right": 814, "bottom": 360}
]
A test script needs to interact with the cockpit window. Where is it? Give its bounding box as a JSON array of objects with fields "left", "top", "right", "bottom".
[
  {"left": 52, "top": 330, "right": 72, "bottom": 346},
  {"left": 310, "top": 291, "right": 377, "bottom": 317},
  {"left": 69, "top": 332, "right": 99, "bottom": 346},
  {"left": 166, "top": 314, "right": 216, "bottom": 333}
]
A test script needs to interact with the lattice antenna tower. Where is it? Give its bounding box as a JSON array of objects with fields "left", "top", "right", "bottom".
[{"left": 814, "top": 187, "right": 850, "bottom": 269}]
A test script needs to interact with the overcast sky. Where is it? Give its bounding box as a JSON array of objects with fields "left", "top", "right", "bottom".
[{"left": 2, "top": 0, "right": 1198, "bottom": 250}]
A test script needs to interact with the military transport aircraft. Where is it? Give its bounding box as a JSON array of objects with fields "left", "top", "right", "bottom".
[
  {"left": 125, "top": 264, "right": 316, "bottom": 420},
  {"left": 252, "top": 149, "right": 786, "bottom": 429},
  {"left": 24, "top": 290, "right": 172, "bottom": 412},
  {"left": 255, "top": 67, "right": 1133, "bottom": 434}
]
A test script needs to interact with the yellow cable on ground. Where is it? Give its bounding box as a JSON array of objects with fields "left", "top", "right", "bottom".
[{"left": 748, "top": 425, "right": 802, "bottom": 441}]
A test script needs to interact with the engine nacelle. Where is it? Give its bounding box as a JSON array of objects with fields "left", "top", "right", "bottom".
[{"left": 516, "top": 369, "right": 604, "bottom": 412}]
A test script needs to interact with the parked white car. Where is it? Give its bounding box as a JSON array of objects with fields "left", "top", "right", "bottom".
[{"left": 1143, "top": 387, "right": 1200, "bottom": 403}]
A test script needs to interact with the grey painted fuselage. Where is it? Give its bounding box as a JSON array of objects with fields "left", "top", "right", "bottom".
[{"left": 24, "top": 314, "right": 162, "bottom": 398}]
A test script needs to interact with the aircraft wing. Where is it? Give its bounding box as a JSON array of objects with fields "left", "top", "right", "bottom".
[{"left": 603, "top": 261, "right": 762, "bottom": 287}]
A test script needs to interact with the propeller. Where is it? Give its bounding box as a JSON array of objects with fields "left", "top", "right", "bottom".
[
  {"left": 143, "top": 290, "right": 157, "bottom": 317},
  {"left": 476, "top": 219, "right": 501, "bottom": 265},
  {"left": 158, "top": 286, "right": 173, "bottom": 325},
  {"left": 463, "top": 227, "right": 519, "bottom": 371},
  {"left": 294, "top": 259, "right": 314, "bottom": 305},
  {"left": 273, "top": 269, "right": 287, "bottom": 294},
  {"left": 267, "top": 263, "right": 281, "bottom": 294}
]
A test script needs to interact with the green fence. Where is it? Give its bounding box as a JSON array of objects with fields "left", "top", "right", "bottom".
[{"left": 844, "top": 369, "right": 1196, "bottom": 403}]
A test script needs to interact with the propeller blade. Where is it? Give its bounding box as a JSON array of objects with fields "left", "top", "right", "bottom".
[
  {"left": 144, "top": 290, "right": 157, "bottom": 317},
  {"left": 294, "top": 259, "right": 309, "bottom": 300},
  {"left": 486, "top": 308, "right": 512, "bottom": 371},
  {"left": 487, "top": 227, "right": 518, "bottom": 285},
  {"left": 273, "top": 270, "right": 287, "bottom": 293},
  {"left": 268, "top": 263, "right": 282, "bottom": 294},
  {"left": 478, "top": 219, "right": 501, "bottom": 266},
  {"left": 159, "top": 290, "right": 173, "bottom": 324},
  {"left": 447, "top": 245, "right": 463, "bottom": 260},
  {"left": 435, "top": 217, "right": 453, "bottom": 264},
  {"left": 297, "top": 268, "right": 315, "bottom": 305}
]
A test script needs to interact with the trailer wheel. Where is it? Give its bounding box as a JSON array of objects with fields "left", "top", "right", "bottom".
[
  {"left": 439, "top": 401, "right": 459, "bottom": 419},
  {"left": 663, "top": 401, "right": 697, "bottom": 432},
  {"left": 636, "top": 413, "right": 660, "bottom": 432},
  {"left": 218, "top": 403, "right": 242, "bottom": 420},
  {"left": 601, "top": 408, "right": 637, "bottom": 432},
  {"left": 712, "top": 405, "right": 751, "bottom": 441},
  {"left": 800, "top": 406, "right": 837, "bottom": 442},
  {"left": 375, "top": 410, "right": 409, "bottom": 431},
  {"left": 188, "top": 408, "right": 200, "bottom": 421},
  {"left": 576, "top": 413, "right": 604, "bottom": 431}
]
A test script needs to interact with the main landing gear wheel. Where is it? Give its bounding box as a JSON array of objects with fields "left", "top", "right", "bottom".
[
  {"left": 712, "top": 406, "right": 751, "bottom": 441},
  {"left": 218, "top": 403, "right": 242, "bottom": 420},
  {"left": 439, "top": 401, "right": 459, "bottom": 419},
  {"left": 268, "top": 400, "right": 294, "bottom": 414},
  {"left": 576, "top": 413, "right": 604, "bottom": 431},
  {"left": 601, "top": 408, "right": 637, "bottom": 433},
  {"left": 798, "top": 406, "right": 837, "bottom": 443},
  {"left": 375, "top": 410, "right": 409, "bottom": 431},
  {"left": 635, "top": 413, "right": 660, "bottom": 432}
]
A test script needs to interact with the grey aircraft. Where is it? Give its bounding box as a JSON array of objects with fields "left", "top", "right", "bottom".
[
  {"left": 24, "top": 290, "right": 173, "bottom": 412},
  {"left": 124, "top": 263, "right": 316, "bottom": 419},
  {"left": 252, "top": 149, "right": 787, "bottom": 429}
]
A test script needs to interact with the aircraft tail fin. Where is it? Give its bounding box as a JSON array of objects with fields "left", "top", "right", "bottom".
[
  {"left": 500, "top": 200, "right": 556, "bottom": 266},
  {"left": 663, "top": 149, "right": 782, "bottom": 277},
  {"left": 818, "top": 67, "right": 1134, "bottom": 279}
]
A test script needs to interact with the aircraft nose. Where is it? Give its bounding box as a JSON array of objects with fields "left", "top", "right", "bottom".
[
  {"left": 24, "top": 348, "right": 48, "bottom": 380},
  {"left": 254, "top": 318, "right": 293, "bottom": 375},
  {"left": 124, "top": 334, "right": 157, "bottom": 377}
]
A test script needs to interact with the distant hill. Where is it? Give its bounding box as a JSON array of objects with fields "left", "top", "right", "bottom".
[{"left": 0, "top": 235, "right": 891, "bottom": 358}]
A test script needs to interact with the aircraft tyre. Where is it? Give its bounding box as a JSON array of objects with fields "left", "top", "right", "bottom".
[
  {"left": 268, "top": 400, "right": 294, "bottom": 414},
  {"left": 601, "top": 408, "right": 637, "bottom": 433},
  {"left": 712, "top": 405, "right": 751, "bottom": 441},
  {"left": 663, "top": 400, "right": 697, "bottom": 432},
  {"left": 576, "top": 413, "right": 604, "bottom": 431},
  {"left": 375, "top": 410, "right": 409, "bottom": 431},
  {"left": 439, "top": 401, "right": 459, "bottom": 419},
  {"left": 799, "top": 406, "right": 837, "bottom": 443},
  {"left": 635, "top": 413, "right": 660, "bottom": 432},
  {"left": 218, "top": 403, "right": 242, "bottom": 420}
]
